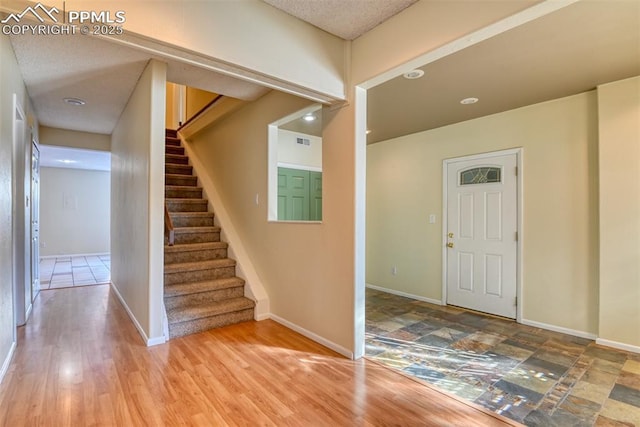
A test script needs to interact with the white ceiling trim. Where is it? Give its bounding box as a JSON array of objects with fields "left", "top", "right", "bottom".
[{"left": 101, "top": 32, "right": 345, "bottom": 105}]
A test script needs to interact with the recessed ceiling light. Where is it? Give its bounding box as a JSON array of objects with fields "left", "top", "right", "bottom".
[
  {"left": 403, "top": 69, "right": 424, "bottom": 80},
  {"left": 460, "top": 97, "right": 479, "bottom": 105},
  {"left": 303, "top": 113, "right": 316, "bottom": 122},
  {"left": 63, "top": 97, "right": 86, "bottom": 106}
]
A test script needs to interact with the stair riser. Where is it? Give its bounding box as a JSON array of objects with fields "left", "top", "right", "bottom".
[
  {"left": 164, "top": 287, "right": 244, "bottom": 310},
  {"left": 170, "top": 215, "right": 214, "bottom": 227},
  {"left": 166, "top": 155, "right": 189, "bottom": 165},
  {"left": 164, "top": 248, "right": 227, "bottom": 264},
  {"left": 166, "top": 201, "right": 208, "bottom": 212},
  {"left": 164, "top": 266, "right": 236, "bottom": 285},
  {"left": 165, "top": 176, "right": 197, "bottom": 187},
  {"left": 165, "top": 165, "right": 193, "bottom": 176},
  {"left": 168, "top": 309, "right": 254, "bottom": 338},
  {"left": 165, "top": 144, "right": 184, "bottom": 154},
  {"left": 165, "top": 138, "right": 180, "bottom": 146},
  {"left": 165, "top": 188, "right": 203, "bottom": 199},
  {"left": 171, "top": 231, "right": 220, "bottom": 245}
]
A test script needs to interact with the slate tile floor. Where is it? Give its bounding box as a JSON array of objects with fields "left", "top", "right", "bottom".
[
  {"left": 365, "top": 289, "right": 640, "bottom": 426},
  {"left": 39, "top": 255, "right": 111, "bottom": 289}
]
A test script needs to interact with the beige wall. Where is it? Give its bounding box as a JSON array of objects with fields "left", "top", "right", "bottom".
[
  {"left": 186, "top": 87, "right": 217, "bottom": 122},
  {"left": 598, "top": 76, "right": 640, "bottom": 348},
  {"left": 277, "top": 129, "right": 322, "bottom": 170},
  {"left": 40, "top": 167, "right": 110, "bottom": 257},
  {"left": 0, "top": 32, "right": 26, "bottom": 378},
  {"left": 367, "top": 92, "right": 600, "bottom": 335},
  {"left": 111, "top": 59, "right": 166, "bottom": 344},
  {"left": 38, "top": 126, "right": 110, "bottom": 151},
  {"left": 165, "top": 82, "right": 178, "bottom": 130},
  {"left": 188, "top": 90, "right": 355, "bottom": 354}
]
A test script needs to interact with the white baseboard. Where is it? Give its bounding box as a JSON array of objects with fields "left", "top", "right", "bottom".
[
  {"left": 366, "top": 283, "right": 443, "bottom": 306},
  {"left": 520, "top": 318, "right": 597, "bottom": 340},
  {"left": 0, "top": 341, "right": 16, "bottom": 384},
  {"left": 40, "top": 252, "right": 110, "bottom": 260},
  {"left": 596, "top": 338, "right": 640, "bottom": 354},
  {"left": 269, "top": 314, "right": 353, "bottom": 360},
  {"left": 110, "top": 282, "right": 166, "bottom": 347}
]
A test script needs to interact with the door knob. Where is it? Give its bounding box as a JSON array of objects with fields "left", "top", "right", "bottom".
[{"left": 447, "top": 242, "right": 454, "bottom": 248}]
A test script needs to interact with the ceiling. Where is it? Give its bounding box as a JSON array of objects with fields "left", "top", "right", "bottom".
[
  {"left": 279, "top": 106, "right": 323, "bottom": 137},
  {"left": 5, "top": 0, "right": 639, "bottom": 151},
  {"left": 367, "top": 0, "right": 640, "bottom": 144},
  {"left": 8, "top": 33, "right": 270, "bottom": 135},
  {"left": 262, "top": 0, "right": 417, "bottom": 40}
]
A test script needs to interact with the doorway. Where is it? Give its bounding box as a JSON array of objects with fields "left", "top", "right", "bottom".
[
  {"left": 443, "top": 149, "right": 521, "bottom": 319},
  {"left": 30, "top": 140, "right": 40, "bottom": 301}
]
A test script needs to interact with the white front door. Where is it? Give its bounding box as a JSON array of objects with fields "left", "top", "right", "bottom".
[{"left": 445, "top": 151, "right": 518, "bottom": 318}]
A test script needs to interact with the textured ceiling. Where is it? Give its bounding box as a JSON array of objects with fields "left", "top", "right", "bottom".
[
  {"left": 367, "top": 0, "right": 640, "bottom": 143},
  {"left": 263, "top": 0, "right": 417, "bottom": 40},
  {"left": 9, "top": 32, "right": 270, "bottom": 135}
]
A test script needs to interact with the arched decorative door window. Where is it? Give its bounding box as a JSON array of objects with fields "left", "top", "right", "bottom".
[{"left": 460, "top": 166, "right": 501, "bottom": 185}]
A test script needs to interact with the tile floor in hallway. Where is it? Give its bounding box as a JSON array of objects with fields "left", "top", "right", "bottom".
[
  {"left": 39, "top": 254, "right": 111, "bottom": 289},
  {"left": 365, "top": 288, "right": 640, "bottom": 426}
]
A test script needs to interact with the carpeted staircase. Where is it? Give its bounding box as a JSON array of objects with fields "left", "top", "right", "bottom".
[{"left": 164, "top": 129, "right": 255, "bottom": 339}]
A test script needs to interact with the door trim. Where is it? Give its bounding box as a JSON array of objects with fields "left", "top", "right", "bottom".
[{"left": 441, "top": 148, "right": 523, "bottom": 323}]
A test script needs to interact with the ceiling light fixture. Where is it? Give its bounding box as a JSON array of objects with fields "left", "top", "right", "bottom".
[
  {"left": 403, "top": 69, "right": 424, "bottom": 80},
  {"left": 303, "top": 113, "right": 316, "bottom": 122},
  {"left": 63, "top": 97, "right": 86, "bottom": 106},
  {"left": 460, "top": 97, "right": 479, "bottom": 105}
]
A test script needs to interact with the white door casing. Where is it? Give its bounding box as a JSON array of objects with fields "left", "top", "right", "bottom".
[{"left": 443, "top": 150, "right": 520, "bottom": 319}]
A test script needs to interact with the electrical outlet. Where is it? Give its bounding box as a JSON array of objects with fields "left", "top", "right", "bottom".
[{"left": 391, "top": 266, "right": 397, "bottom": 276}]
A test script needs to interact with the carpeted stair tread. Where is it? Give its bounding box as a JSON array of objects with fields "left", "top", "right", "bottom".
[
  {"left": 165, "top": 145, "right": 184, "bottom": 155},
  {"left": 169, "top": 212, "right": 214, "bottom": 220},
  {"left": 165, "top": 154, "right": 189, "bottom": 165},
  {"left": 172, "top": 226, "right": 221, "bottom": 234},
  {"left": 166, "top": 199, "right": 208, "bottom": 213},
  {"left": 164, "top": 258, "right": 236, "bottom": 274},
  {"left": 165, "top": 185, "right": 203, "bottom": 191},
  {"left": 165, "top": 277, "right": 245, "bottom": 297},
  {"left": 164, "top": 241, "right": 227, "bottom": 253},
  {"left": 165, "top": 174, "right": 198, "bottom": 187},
  {"left": 165, "top": 164, "right": 193, "bottom": 175},
  {"left": 167, "top": 297, "right": 255, "bottom": 324}
]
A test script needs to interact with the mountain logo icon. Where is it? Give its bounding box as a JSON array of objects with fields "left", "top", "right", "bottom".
[{"left": 1, "top": 3, "right": 60, "bottom": 24}]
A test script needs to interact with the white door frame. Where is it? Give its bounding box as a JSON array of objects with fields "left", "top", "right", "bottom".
[{"left": 441, "top": 148, "right": 524, "bottom": 322}]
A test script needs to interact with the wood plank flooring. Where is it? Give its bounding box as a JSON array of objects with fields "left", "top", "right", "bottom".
[{"left": 0, "top": 285, "right": 521, "bottom": 426}]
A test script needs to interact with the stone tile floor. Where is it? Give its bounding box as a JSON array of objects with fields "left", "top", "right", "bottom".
[
  {"left": 39, "top": 254, "right": 111, "bottom": 289},
  {"left": 365, "top": 288, "right": 640, "bottom": 426}
]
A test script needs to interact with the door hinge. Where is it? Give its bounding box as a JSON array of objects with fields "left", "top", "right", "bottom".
[
  {"left": 515, "top": 231, "right": 518, "bottom": 241},
  {"left": 515, "top": 166, "right": 518, "bottom": 176},
  {"left": 514, "top": 296, "right": 517, "bottom": 306}
]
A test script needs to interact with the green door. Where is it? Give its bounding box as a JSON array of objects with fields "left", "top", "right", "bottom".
[
  {"left": 277, "top": 167, "right": 322, "bottom": 221},
  {"left": 310, "top": 171, "right": 323, "bottom": 221},
  {"left": 278, "top": 167, "right": 310, "bottom": 220}
]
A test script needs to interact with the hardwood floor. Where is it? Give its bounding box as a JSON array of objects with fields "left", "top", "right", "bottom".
[{"left": 0, "top": 285, "right": 521, "bottom": 426}]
